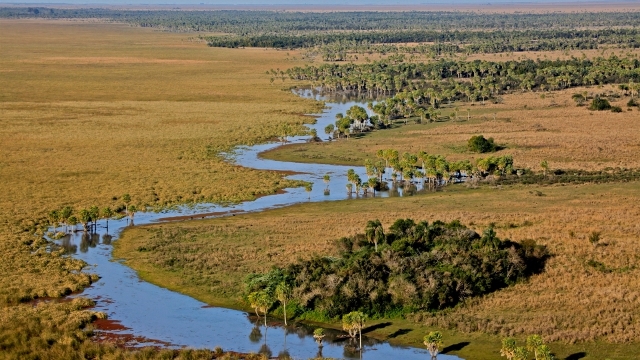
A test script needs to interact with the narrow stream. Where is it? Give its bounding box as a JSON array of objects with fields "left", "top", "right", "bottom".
[{"left": 56, "top": 90, "right": 463, "bottom": 360}]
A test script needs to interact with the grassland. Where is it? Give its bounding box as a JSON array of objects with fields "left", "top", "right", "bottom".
[
  {"left": 3, "top": 17, "right": 640, "bottom": 360},
  {"left": 262, "top": 86, "right": 640, "bottom": 171},
  {"left": 118, "top": 181, "right": 640, "bottom": 359},
  {"left": 0, "top": 20, "right": 320, "bottom": 228},
  {"left": 0, "top": 19, "right": 316, "bottom": 359}
]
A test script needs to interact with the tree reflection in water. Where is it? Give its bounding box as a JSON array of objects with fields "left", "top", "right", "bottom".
[
  {"left": 80, "top": 232, "right": 100, "bottom": 253},
  {"left": 102, "top": 233, "right": 113, "bottom": 245}
]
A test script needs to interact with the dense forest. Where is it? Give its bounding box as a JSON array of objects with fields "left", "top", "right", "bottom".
[
  {"left": 245, "top": 219, "right": 548, "bottom": 319},
  {"left": 205, "top": 28, "right": 640, "bottom": 51},
  {"left": 285, "top": 56, "right": 640, "bottom": 109}
]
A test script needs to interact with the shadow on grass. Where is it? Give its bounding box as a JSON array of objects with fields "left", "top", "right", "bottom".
[
  {"left": 565, "top": 352, "right": 587, "bottom": 360},
  {"left": 386, "top": 328, "right": 412, "bottom": 339},
  {"left": 361, "top": 322, "right": 392, "bottom": 334},
  {"left": 442, "top": 341, "right": 470, "bottom": 354}
]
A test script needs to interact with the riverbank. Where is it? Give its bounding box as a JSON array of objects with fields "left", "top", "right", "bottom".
[
  {"left": 115, "top": 181, "right": 640, "bottom": 360},
  {"left": 260, "top": 86, "right": 640, "bottom": 172}
]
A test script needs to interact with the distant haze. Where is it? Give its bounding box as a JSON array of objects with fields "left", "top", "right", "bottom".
[{"left": 0, "top": 0, "right": 618, "bottom": 5}]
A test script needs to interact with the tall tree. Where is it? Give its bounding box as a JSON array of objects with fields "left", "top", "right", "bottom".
[
  {"left": 122, "top": 193, "right": 131, "bottom": 215},
  {"left": 275, "top": 282, "right": 292, "bottom": 326},
  {"left": 102, "top": 207, "right": 114, "bottom": 231},
  {"left": 89, "top": 206, "right": 100, "bottom": 233},
  {"left": 343, "top": 311, "right": 367, "bottom": 350},
  {"left": 365, "top": 219, "right": 385, "bottom": 251}
]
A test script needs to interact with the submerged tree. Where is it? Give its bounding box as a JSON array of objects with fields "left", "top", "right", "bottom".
[
  {"left": 313, "top": 328, "right": 326, "bottom": 347},
  {"left": 122, "top": 193, "right": 131, "bottom": 215},
  {"left": 305, "top": 183, "right": 313, "bottom": 200},
  {"left": 101, "top": 207, "right": 114, "bottom": 231},
  {"left": 423, "top": 331, "right": 444, "bottom": 360},
  {"left": 79, "top": 209, "right": 91, "bottom": 232},
  {"left": 343, "top": 311, "right": 366, "bottom": 350}
]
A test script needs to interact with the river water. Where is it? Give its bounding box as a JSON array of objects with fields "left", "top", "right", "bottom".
[{"left": 56, "top": 90, "right": 463, "bottom": 360}]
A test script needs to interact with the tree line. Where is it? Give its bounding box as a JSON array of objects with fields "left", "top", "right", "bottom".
[
  {"left": 286, "top": 55, "right": 640, "bottom": 106},
  {"left": 342, "top": 148, "right": 516, "bottom": 197},
  {"left": 4, "top": 8, "right": 640, "bottom": 34},
  {"left": 46, "top": 193, "right": 138, "bottom": 236},
  {"left": 206, "top": 28, "right": 640, "bottom": 53}
]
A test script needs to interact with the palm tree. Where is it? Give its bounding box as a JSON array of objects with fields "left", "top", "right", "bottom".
[
  {"left": 247, "top": 291, "right": 262, "bottom": 319},
  {"left": 68, "top": 216, "right": 78, "bottom": 233},
  {"left": 423, "top": 331, "right": 444, "bottom": 360},
  {"left": 122, "top": 193, "right": 131, "bottom": 215},
  {"left": 102, "top": 207, "right": 114, "bottom": 231},
  {"left": 540, "top": 160, "right": 549, "bottom": 178},
  {"left": 526, "top": 335, "right": 544, "bottom": 360},
  {"left": 343, "top": 311, "right": 366, "bottom": 350},
  {"left": 536, "top": 345, "right": 555, "bottom": 360},
  {"left": 48, "top": 209, "right": 60, "bottom": 233},
  {"left": 256, "top": 291, "right": 272, "bottom": 328},
  {"left": 79, "top": 209, "right": 91, "bottom": 232},
  {"left": 500, "top": 338, "right": 517, "bottom": 360},
  {"left": 513, "top": 347, "right": 530, "bottom": 360},
  {"left": 305, "top": 183, "right": 313, "bottom": 200},
  {"left": 313, "top": 328, "right": 325, "bottom": 348},
  {"left": 324, "top": 124, "right": 335, "bottom": 140},
  {"left": 89, "top": 206, "right": 100, "bottom": 233},
  {"left": 365, "top": 219, "right": 384, "bottom": 251},
  {"left": 128, "top": 205, "right": 137, "bottom": 223},
  {"left": 275, "top": 282, "right": 292, "bottom": 326},
  {"left": 59, "top": 206, "right": 73, "bottom": 233},
  {"left": 367, "top": 177, "right": 378, "bottom": 196}
]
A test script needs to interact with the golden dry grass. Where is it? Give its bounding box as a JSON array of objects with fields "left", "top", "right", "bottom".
[
  {"left": 0, "top": 20, "right": 320, "bottom": 225},
  {"left": 3, "top": 18, "right": 640, "bottom": 359},
  {"left": 117, "top": 181, "right": 640, "bottom": 358},
  {"left": 263, "top": 85, "right": 640, "bottom": 171},
  {"left": 0, "top": 19, "right": 316, "bottom": 358}
]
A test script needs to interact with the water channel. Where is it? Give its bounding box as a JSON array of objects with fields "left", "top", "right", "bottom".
[{"left": 56, "top": 89, "right": 464, "bottom": 360}]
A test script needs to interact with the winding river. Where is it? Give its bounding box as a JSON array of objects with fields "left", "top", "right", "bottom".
[{"left": 57, "top": 90, "right": 463, "bottom": 360}]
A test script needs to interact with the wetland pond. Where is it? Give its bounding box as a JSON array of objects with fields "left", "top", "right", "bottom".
[{"left": 56, "top": 90, "right": 464, "bottom": 360}]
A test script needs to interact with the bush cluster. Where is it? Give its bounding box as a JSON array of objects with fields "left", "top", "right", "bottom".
[
  {"left": 246, "top": 219, "right": 547, "bottom": 319},
  {"left": 467, "top": 135, "right": 497, "bottom": 153}
]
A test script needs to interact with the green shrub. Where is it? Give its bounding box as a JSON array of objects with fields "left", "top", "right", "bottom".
[
  {"left": 611, "top": 106, "right": 622, "bottom": 113},
  {"left": 627, "top": 98, "right": 638, "bottom": 107},
  {"left": 467, "top": 135, "right": 497, "bottom": 153},
  {"left": 588, "top": 96, "right": 612, "bottom": 111}
]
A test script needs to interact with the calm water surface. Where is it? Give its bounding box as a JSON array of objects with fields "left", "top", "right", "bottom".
[{"left": 56, "top": 90, "right": 463, "bottom": 360}]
